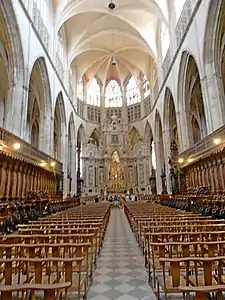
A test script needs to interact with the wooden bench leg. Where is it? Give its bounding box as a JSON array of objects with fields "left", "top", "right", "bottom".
[
  {"left": 44, "top": 289, "right": 57, "bottom": 300},
  {"left": 196, "top": 292, "right": 209, "bottom": 300},
  {"left": 1, "top": 291, "right": 12, "bottom": 300}
]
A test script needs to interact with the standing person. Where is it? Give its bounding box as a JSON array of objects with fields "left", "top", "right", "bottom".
[
  {"left": 131, "top": 194, "right": 135, "bottom": 201},
  {"left": 119, "top": 195, "right": 123, "bottom": 208},
  {"left": 114, "top": 194, "right": 118, "bottom": 207},
  {"left": 3, "top": 207, "right": 19, "bottom": 234}
]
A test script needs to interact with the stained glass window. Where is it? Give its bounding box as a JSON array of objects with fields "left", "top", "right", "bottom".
[
  {"left": 87, "top": 77, "right": 100, "bottom": 106},
  {"left": 77, "top": 81, "right": 84, "bottom": 101},
  {"left": 161, "top": 22, "right": 170, "bottom": 60},
  {"left": 105, "top": 80, "right": 122, "bottom": 107},
  {"left": 143, "top": 75, "right": 150, "bottom": 98},
  {"left": 126, "top": 76, "right": 141, "bottom": 106}
]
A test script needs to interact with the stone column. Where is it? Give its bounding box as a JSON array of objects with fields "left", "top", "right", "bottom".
[
  {"left": 202, "top": 69, "right": 225, "bottom": 131},
  {"left": 162, "top": 128, "right": 171, "bottom": 194},
  {"left": 176, "top": 111, "right": 190, "bottom": 151},
  {"left": 155, "top": 139, "right": 162, "bottom": 193}
]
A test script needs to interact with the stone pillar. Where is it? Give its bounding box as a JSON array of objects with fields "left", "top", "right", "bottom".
[
  {"left": 5, "top": 81, "right": 25, "bottom": 137},
  {"left": 203, "top": 69, "right": 225, "bottom": 131},
  {"left": 162, "top": 128, "right": 171, "bottom": 194},
  {"left": 155, "top": 139, "right": 162, "bottom": 193},
  {"left": 176, "top": 110, "right": 190, "bottom": 151},
  {"left": 100, "top": 92, "right": 106, "bottom": 124}
]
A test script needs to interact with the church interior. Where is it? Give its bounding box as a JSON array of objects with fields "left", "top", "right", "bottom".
[{"left": 1, "top": 0, "right": 225, "bottom": 299}]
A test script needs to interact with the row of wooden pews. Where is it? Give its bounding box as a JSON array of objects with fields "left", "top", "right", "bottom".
[
  {"left": 124, "top": 202, "right": 225, "bottom": 300},
  {"left": 0, "top": 202, "right": 110, "bottom": 300}
]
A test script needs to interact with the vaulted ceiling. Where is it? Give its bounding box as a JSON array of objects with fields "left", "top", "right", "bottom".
[{"left": 54, "top": 0, "right": 170, "bottom": 87}]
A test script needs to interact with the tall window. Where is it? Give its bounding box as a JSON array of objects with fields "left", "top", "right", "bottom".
[
  {"left": 77, "top": 81, "right": 84, "bottom": 101},
  {"left": 143, "top": 75, "right": 150, "bottom": 98},
  {"left": 161, "top": 22, "right": 170, "bottom": 60},
  {"left": 126, "top": 76, "right": 141, "bottom": 106},
  {"left": 105, "top": 80, "right": 122, "bottom": 107},
  {"left": 87, "top": 77, "right": 100, "bottom": 106},
  {"left": 174, "top": 0, "right": 186, "bottom": 21}
]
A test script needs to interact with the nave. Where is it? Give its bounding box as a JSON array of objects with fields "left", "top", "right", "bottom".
[
  {"left": 88, "top": 208, "right": 155, "bottom": 300},
  {"left": 3, "top": 198, "right": 225, "bottom": 299}
]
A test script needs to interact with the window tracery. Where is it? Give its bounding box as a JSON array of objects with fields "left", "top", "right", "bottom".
[
  {"left": 105, "top": 80, "right": 122, "bottom": 107},
  {"left": 126, "top": 76, "right": 141, "bottom": 106},
  {"left": 143, "top": 75, "right": 150, "bottom": 98},
  {"left": 161, "top": 22, "right": 170, "bottom": 60},
  {"left": 87, "top": 77, "right": 100, "bottom": 106},
  {"left": 77, "top": 81, "right": 84, "bottom": 101},
  {"left": 33, "top": 0, "right": 49, "bottom": 23}
]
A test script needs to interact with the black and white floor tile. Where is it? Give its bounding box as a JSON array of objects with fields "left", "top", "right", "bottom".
[{"left": 88, "top": 208, "right": 156, "bottom": 300}]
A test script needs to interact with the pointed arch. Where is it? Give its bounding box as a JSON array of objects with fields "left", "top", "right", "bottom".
[
  {"left": 77, "top": 124, "right": 86, "bottom": 147},
  {"left": 144, "top": 121, "right": 153, "bottom": 143},
  {"left": 154, "top": 110, "right": 166, "bottom": 192},
  {"left": 89, "top": 128, "right": 100, "bottom": 146},
  {"left": 27, "top": 57, "right": 52, "bottom": 152},
  {"left": 203, "top": 0, "right": 224, "bottom": 68},
  {"left": 53, "top": 92, "right": 67, "bottom": 161},
  {"left": 178, "top": 52, "right": 207, "bottom": 146},
  {"left": 67, "top": 112, "right": 76, "bottom": 193},
  {"left": 203, "top": 0, "right": 225, "bottom": 126},
  {"left": 68, "top": 112, "right": 75, "bottom": 140},
  {"left": 105, "top": 79, "right": 122, "bottom": 107},
  {"left": 87, "top": 77, "right": 101, "bottom": 106},
  {"left": 144, "top": 121, "right": 156, "bottom": 171},
  {"left": 76, "top": 124, "right": 86, "bottom": 185},
  {"left": 126, "top": 76, "right": 141, "bottom": 105},
  {"left": 0, "top": 1, "right": 24, "bottom": 131},
  {"left": 163, "top": 87, "right": 180, "bottom": 152}
]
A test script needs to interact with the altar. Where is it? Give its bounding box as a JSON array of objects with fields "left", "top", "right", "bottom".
[{"left": 82, "top": 114, "right": 150, "bottom": 196}]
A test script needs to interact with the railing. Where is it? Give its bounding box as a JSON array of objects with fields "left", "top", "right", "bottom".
[
  {"left": 177, "top": 125, "right": 225, "bottom": 167},
  {"left": 0, "top": 127, "right": 62, "bottom": 173}
]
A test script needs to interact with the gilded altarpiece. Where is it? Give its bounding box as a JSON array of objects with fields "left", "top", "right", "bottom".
[{"left": 82, "top": 115, "right": 151, "bottom": 195}]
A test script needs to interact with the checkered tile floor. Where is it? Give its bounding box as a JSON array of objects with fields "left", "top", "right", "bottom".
[{"left": 88, "top": 208, "right": 156, "bottom": 300}]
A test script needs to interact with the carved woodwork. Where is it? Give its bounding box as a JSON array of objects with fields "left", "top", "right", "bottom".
[
  {"left": 182, "top": 150, "right": 225, "bottom": 194},
  {"left": 0, "top": 152, "right": 57, "bottom": 198}
]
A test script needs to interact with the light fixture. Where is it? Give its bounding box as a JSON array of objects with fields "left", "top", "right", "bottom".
[
  {"left": 178, "top": 158, "right": 184, "bottom": 164},
  {"left": 213, "top": 138, "right": 221, "bottom": 145},
  {"left": 50, "top": 161, "right": 56, "bottom": 167},
  {"left": 111, "top": 56, "right": 117, "bottom": 66},
  {"left": 13, "top": 143, "right": 21, "bottom": 150},
  {"left": 108, "top": 1, "right": 116, "bottom": 10},
  {"left": 187, "top": 158, "right": 194, "bottom": 163},
  {"left": 40, "top": 162, "right": 47, "bottom": 167}
]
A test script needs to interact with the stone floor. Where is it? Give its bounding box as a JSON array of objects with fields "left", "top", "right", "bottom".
[{"left": 88, "top": 208, "right": 156, "bottom": 300}]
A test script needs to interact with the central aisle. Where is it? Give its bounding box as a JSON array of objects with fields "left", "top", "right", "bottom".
[{"left": 88, "top": 208, "right": 156, "bottom": 300}]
